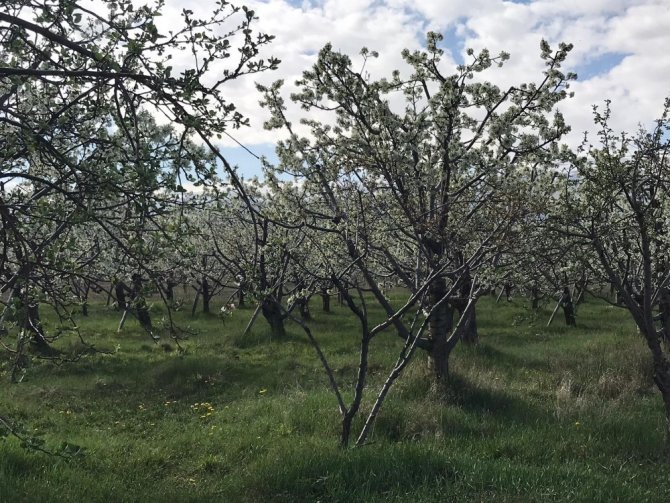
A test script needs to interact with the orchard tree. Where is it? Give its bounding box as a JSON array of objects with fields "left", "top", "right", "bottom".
[
  {"left": 500, "top": 197, "right": 589, "bottom": 325},
  {"left": 194, "top": 185, "right": 310, "bottom": 338},
  {"left": 0, "top": 0, "right": 277, "bottom": 363},
  {"left": 259, "top": 35, "right": 575, "bottom": 383},
  {"left": 556, "top": 99, "right": 670, "bottom": 437}
]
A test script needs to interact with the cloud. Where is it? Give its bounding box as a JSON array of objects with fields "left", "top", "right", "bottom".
[{"left": 147, "top": 0, "right": 670, "bottom": 164}]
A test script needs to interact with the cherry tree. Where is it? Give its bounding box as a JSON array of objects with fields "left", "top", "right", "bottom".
[
  {"left": 259, "top": 35, "right": 575, "bottom": 383},
  {"left": 555, "top": 99, "right": 670, "bottom": 437},
  {"left": 0, "top": 0, "right": 277, "bottom": 367}
]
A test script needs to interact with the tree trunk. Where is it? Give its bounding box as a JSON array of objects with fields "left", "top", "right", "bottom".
[
  {"left": 238, "top": 288, "right": 245, "bottom": 307},
  {"left": 202, "top": 277, "right": 210, "bottom": 314},
  {"left": 298, "top": 297, "right": 312, "bottom": 321},
  {"left": 115, "top": 281, "right": 127, "bottom": 312},
  {"left": 262, "top": 298, "right": 285, "bottom": 339},
  {"left": 80, "top": 281, "right": 90, "bottom": 317},
  {"left": 427, "top": 277, "right": 454, "bottom": 382},
  {"left": 640, "top": 323, "right": 670, "bottom": 441},
  {"left": 25, "top": 301, "right": 48, "bottom": 348},
  {"left": 504, "top": 283, "right": 513, "bottom": 301},
  {"left": 531, "top": 285, "right": 542, "bottom": 310},
  {"left": 321, "top": 290, "right": 331, "bottom": 312},
  {"left": 561, "top": 287, "right": 577, "bottom": 326},
  {"left": 165, "top": 281, "right": 175, "bottom": 303},
  {"left": 659, "top": 286, "right": 670, "bottom": 349},
  {"left": 136, "top": 299, "right": 154, "bottom": 337},
  {"left": 341, "top": 413, "right": 354, "bottom": 447},
  {"left": 656, "top": 366, "right": 670, "bottom": 441},
  {"left": 459, "top": 303, "right": 478, "bottom": 345},
  {"left": 454, "top": 273, "right": 478, "bottom": 345},
  {"left": 191, "top": 286, "right": 201, "bottom": 317}
]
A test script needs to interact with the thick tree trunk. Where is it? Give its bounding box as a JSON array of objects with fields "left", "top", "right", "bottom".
[
  {"left": 427, "top": 277, "right": 454, "bottom": 382},
  {"left": 321, "top": 290, "right": 331, "bottom": 312},
  {"left": 238, "top": 288, "right": 245, "bottom": 307},
  {"left": 262, "top": 298, "right": 285, "bottom": 339}
]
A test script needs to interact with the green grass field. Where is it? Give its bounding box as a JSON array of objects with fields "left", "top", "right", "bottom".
[{"left": 1, "top": 295, "right": 669, "bottom": 502}]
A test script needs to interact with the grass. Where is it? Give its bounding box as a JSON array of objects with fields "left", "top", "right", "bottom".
[{"left": 1, "top": 294, "right": 669, "bottom": 502}]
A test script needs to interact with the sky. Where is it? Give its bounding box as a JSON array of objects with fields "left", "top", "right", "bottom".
[{"left": 166, "top": 0, "right": 670, "bottom": 178}]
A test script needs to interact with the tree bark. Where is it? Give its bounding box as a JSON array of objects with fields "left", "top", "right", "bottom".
[
  {"left": 298, "top": 297, "right": 311, "bottom": 320},
  {"left": 165, "top": 280, "right": 176, "bottom": 303},
  {"left": 340, "top": 335, "right": 371, "bottom": 447},
  {"left": 504, "top": 283, "right": 513, "bottom": 301},
  {"left": 561, "top": 287, "right": 577, "bottom": 326},
  {"left": 321, "top": 289, "right": 331, "bottom": 312},
  {"left": 25, "top": 300, "right": 48, "bottom": 348},
  {"left": 659, "top": 286, "right": 670, "bottom": 349},
  {"left": 459, "top": 303, "right": 478, "bottom": 345},
  {"left": 115, "top": 280, "right": 128, "bottom": 312},
  {"left": 454, "top": 273, "right": 478, "bottom": 344},
  {"left": 640, "top": 324, "right": 670, "bottom": 440},
  {"left": 427, "top": 277, "right": 454, "bottom": 382},
  {"left": 262, "top": 298, "right": 286, "bottom": 339},
  {"left": 655, "top": 364, "right": 670, "bottom": 441},
  {"left": 531, "top": 285, "right": 542, "bottom": 310},
  {"left": 202, "top": 277, "right": 211, "bottom": 314},
  {"left": 191, "top": 286, "right": 201, "bottom": 317},
  {"left": 79, "top": 281, "right": 90, "bottom": 316}
]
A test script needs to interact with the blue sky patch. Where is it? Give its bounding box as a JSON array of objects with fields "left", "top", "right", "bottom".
[
  {"left": 442, "top": 24, "right": 466, "bottom": 65},
  {"left": 219, "top": 143, "right": 278, "bottom": 179},
  {"left": 573, "top": 52, "right": 629, "bottom": 81}
]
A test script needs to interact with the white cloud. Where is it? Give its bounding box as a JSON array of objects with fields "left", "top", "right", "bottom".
[{"left": 146, "top": 0, "right": 670, "bottom": 157}]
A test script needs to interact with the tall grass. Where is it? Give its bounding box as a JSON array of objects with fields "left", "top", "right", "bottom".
[{"left": 1, "top": 295, "right": 668, "bottom": 502}]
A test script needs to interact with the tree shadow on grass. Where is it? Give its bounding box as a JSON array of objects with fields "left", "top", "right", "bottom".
[
  {"left": 445, "top": 373, "right": 543, "bottom": 423},
  {"left": 36, "top": 343, "right": 326, "bottom": 410},
  {"left": 461, "top": 343, "right": 551, "bottom": 373}
]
